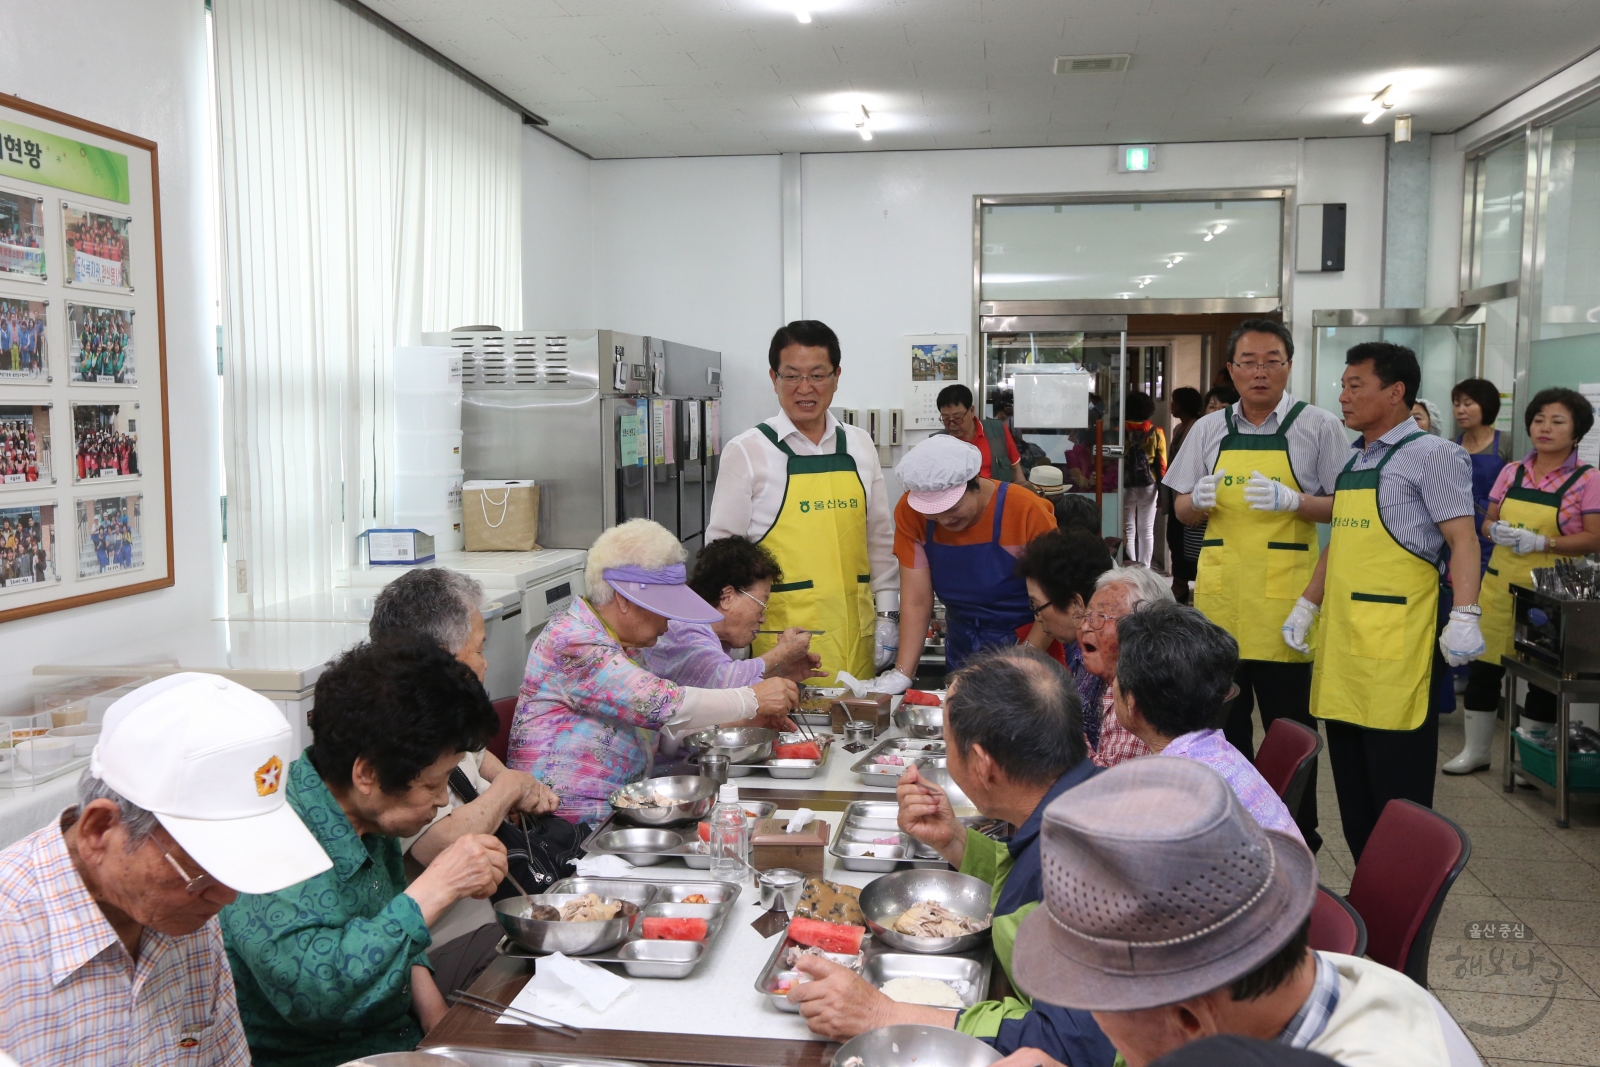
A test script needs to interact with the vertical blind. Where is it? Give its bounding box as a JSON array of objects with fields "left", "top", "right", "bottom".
[{"left": 212, "top": 0, "right": 521, "bottom": 611}]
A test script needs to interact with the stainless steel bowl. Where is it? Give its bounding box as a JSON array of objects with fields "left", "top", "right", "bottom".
[
  {"left": 831, "top": 1024, "right": 1001, "bottom": 1067},
  {"left": 590, "top": 827, "right": 683, "bottom": 865},
  {"left": 609, "top": 774, "right": 718, "bottom": 826},
  {"left": 493, "top": 894, "right": 640, "bottom": 955},
  {"left": 917, "top": 764, "right": 979, "bottom": 817},
  {"left": 858, "top": 869, "right": 995, "bottom": 954},
  {"left": 682, "top": 724, "right": 778, "bottom": 765},
  {"left": 894, "top": 702, "right": 944, "bottom": 739}
]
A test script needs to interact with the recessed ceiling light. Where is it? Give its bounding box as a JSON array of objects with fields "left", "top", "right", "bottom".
[
  {"left": 1054, "top": 54, "right": 1130, "bottom": 74},
  {"left": 795, "top": 10, "right": 812, "bottom": 22}
]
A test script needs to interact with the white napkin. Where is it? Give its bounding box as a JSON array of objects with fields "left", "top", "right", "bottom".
[
  {"left": 573, "top": 853, "right": 635, "bottom": 877},
  {"left": 785, "top": 807, "right": 816, "bottom": 833},
  {"left": 836, "top": 671, "right": 868, "bottom": 699},
  {"left": 499, "top": 952, "right": 632, "bottom": 1021}
]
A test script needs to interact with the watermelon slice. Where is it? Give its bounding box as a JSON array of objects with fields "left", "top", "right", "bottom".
[
  {"left": 642, "top": 916, "right": 708, "bottom": 941},
  {"left": 787, "top": 916, "right": 865, "bottom": 955},
  {"left": 903, "top": 689, "right": 942, "bottom": 706},
  {"left": 697, "top": 821, "right": 712, "bottom": 843},
  {"left": 774, "top": 741, "right": 822, "bottom": 761}
]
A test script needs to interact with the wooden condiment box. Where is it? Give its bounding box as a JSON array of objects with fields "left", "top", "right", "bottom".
[
  {"left": 750, "top": 817, "right": 828, "bottom": 877},
  {"left": 829, "top": 694, "right": 892, "bottom": 735}
]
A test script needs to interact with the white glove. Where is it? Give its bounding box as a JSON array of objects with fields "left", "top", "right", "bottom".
[
  {"left": 874, "top": 617, "right": 900, "bottom": 671},
  {"left": 1243, "top": 470, "right": 1301, "bottom": 513},
  {"left": 867, "top": 667, "right": 912, "bottom": 695},
  {"left": 1191, "top": 469, "right": 1225, "bottom": 511},
  {"left": 1281, "top": 597, "right": 1319, "bottom": 654},
  {"left": 1439, "top": 609, "right": 1486, "bottom": 666},
  {"left": 1489, "top": 520, "right": 1548, "bottom": 555}
]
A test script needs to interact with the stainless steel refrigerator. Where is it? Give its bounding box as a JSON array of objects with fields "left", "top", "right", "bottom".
[{"left": 426, "top": 329, "right": 722, "bottom": 552}]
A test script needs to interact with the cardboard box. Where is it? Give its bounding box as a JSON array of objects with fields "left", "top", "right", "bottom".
[
  {"left": 750, "top": 818, "right": 828, "bottom": 877},
  {"left": 830, "top": 694, "right": 892, "bottom": 735}
]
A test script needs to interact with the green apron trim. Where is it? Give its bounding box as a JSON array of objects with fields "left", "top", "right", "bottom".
[
  {"left": 1267, "top": 541, "right": 1311, "bottom": 551},
  {"left": 1351, "top": 591, "right": 1408, "bottom": 605},
  {"left": 771, "top": 580, "right": 815, "bottom": 593}
]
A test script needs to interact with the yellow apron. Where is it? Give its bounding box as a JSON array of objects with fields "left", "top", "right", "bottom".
[
  {"left": 1312, "top": 432, "right": 1440, "bottom": 731},
  {"left": 1193, "top": 402, "right": 1319, "bottom": 662},
  {"left": 749, "top": 424, "right": 876, "bottom": 684},
  {"left": 1478, "top": 462, "right": 1592, "bottom": 662}
]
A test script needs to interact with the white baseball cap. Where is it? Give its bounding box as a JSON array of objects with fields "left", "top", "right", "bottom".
[
  {"left": 90, "top": 673, "right": 332, "bottom": 895},
  {"left": 897, "top": 434, "right": 983, "bottom": 514}
]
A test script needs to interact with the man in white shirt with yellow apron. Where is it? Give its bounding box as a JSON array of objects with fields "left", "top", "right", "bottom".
[
  {"left": 707, "top": 321, "right": 898, "bottom": 688},
  {"left": 1167, "top": 319, "right": 1348, "bottom": 851},
  {"left": 1282, "top": 342, "right": 1482, "bottom": 860}
]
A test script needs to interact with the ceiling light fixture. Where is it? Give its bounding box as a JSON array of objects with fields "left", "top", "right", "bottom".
[
  {"left": 1202, "top": 225, "right": 1225, "bottom": 242},
  {"left": 1393, "top": 114, "right": 1413, "bottom": 142},
  {"left": 1167, "top": 255, "right": 1183, "bottom": 268},
  {"left": 855, "top": 104, "right": 872, "bottom": 140},
  {"left": 1363, "top": 84, "right": 1394, "bottom": 124},
  {"left": 795, "top": 10, "right": 812, "bottom": 22}
]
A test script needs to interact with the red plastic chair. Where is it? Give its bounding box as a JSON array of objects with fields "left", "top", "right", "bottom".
[
  {"left": 1345, "top": 799, "right": 1472, "bottom": 987},
  {"left": 488, "top": 696, "right": 516, "bottom": 764},
  {"left": 1253, "top": 718, "right": 1323, "bottom": 822},
  {"left": 1309, "top": 884, "right": 1368, "bottom": 957}
]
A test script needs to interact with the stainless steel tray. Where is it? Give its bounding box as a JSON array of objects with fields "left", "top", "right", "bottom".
[
  {"left": 828, "top": 800, "right": 948, "bottom": 872},
  {"left": 494, "top": 878, "right": 742, "bottom": 979},
  {"left": 582, "top": 803, "right": 778, "bottom": 868},
  {"left": 850, "top": 736, "right": 947, "bottom": 786},
  {"left": 406, "top": 1047, "right": 647, "bottom": 1067},
  {"left": 753, "top": 918, "right": 992, "bottom": 1013}
]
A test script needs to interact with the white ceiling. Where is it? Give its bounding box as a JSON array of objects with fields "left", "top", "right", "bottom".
[{"left": 358, "top": 0, "right": 1600, "bottom": 159}]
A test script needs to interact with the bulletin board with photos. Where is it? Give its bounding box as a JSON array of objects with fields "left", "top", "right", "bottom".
[{"left": 0, "top": 93, "right": 171, "bottom": 624}]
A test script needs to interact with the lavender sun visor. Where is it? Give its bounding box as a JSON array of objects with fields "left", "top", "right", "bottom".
[{"left": 603, "top": 564, "right": 724, "bottom": 623}]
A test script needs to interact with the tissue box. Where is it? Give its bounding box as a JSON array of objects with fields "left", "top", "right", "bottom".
[
  {"left": 830, "top": 694, "right": 892, "bottom": 735},
  {"left": 751, "top": 818, "right": 828, "bottom": 877}
]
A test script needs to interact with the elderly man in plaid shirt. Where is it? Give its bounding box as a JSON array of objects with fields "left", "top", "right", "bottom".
[{"left": 0, "top": 674, "right": 331, "bottom": 1066}]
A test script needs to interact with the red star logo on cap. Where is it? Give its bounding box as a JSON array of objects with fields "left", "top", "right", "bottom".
[{"left": 254, "top": 755, "right": 283, "bottom": 796}]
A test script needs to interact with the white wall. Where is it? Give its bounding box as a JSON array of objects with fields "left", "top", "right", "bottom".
[
  {"left": 589, "top": 154, "right": 785, "bottom": 438},
  {"left": 0, "top": 0, "right": 221, "bottom": 706},
  {"left": 523, "top": 130, "right": 595, "bottom": 330}
]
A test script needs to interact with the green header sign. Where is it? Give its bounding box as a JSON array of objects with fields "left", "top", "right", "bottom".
[{"left": 0, "top": 117, "right": 131, "bottom": 204}]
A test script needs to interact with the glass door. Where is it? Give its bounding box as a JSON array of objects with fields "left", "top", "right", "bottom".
[
  {"left": 981, "top": 328, "right": 1127, "bottom": 541},
  {"left": 1309, "top": 309, "right": 1486, "bottom": 430}
]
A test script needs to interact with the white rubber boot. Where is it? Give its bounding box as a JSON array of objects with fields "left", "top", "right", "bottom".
[{"left": 1443, "top": 710, "right": 1496, "bottom": 774}]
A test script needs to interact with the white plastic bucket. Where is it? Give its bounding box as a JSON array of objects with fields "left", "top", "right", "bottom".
[
  {"left": 392, "top": 510, "right": 464, "bottom": 553},
  {"left": 394, "top": 391, "right": 462, "bottom": 432},
  {"left": 394, "top": 469, "right": 463, "bottom": 514},
  {"left": 395, "top": 431, "right": 464, "bottom": 474}
]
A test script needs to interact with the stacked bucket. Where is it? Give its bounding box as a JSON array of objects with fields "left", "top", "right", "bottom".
[{"left": 391, "top": 346, "right": 465, "bottom": 552}]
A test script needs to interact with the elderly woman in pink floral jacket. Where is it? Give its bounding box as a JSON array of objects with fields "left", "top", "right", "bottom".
[{"left": 507, "top": 519, "right": 799, "bottom": 824}]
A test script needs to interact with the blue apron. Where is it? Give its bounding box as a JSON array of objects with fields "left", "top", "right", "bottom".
[
  {"left": 1460, "top": 430, "right": 1505, "bottom": 574},
  {"left": 925, "top": 482, "right": 1035, "bottom": 671}
]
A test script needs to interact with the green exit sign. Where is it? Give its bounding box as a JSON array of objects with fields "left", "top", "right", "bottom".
[{"left": 1117, "top": 145, "right": 1155, "bottom": 173}]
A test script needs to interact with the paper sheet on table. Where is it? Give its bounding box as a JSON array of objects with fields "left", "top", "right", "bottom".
[
  {"left": 498, "top": 952, "right": 633, "bottom": 1025},
  {"left": 573, "top": 853, "right": 635, "bottom": 877}
]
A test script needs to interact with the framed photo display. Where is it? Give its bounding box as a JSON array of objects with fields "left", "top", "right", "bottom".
[{"left": 0, "top": 92, "right": 172, "bottom": 623}]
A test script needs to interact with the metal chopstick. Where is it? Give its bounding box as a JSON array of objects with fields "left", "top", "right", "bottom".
[{"left": 448, "top": 991, "right": 583, "bottom": 1038}]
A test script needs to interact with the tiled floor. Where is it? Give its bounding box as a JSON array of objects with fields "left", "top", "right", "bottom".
[{"left": 1305, "top": 710, "right": 1600, "bottom": 1066}]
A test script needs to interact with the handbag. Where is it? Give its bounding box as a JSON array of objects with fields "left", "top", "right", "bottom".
[
  {"left": 462, "top": 480, "right": 541, "bottom": 551},
  {"left": 448, "top": 766, "right": 589, "bottom": 899}
]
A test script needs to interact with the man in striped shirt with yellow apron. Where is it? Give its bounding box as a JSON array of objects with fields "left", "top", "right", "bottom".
[{"left": 1282, "top": 343, "right": 1482, "bottom": 859}]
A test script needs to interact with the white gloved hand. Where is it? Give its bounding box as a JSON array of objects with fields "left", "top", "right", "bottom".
[
  {"left": 1243, "top": 470, "right": 1301, "bottom": 513},
  {"left": 867, "top": 667, "right": 912, "bottom": 695},
  {"left": 1489, "top": 520, "right": 1548, "bottom": 555},
  {"left": 1281, "top": 597, "right": 1319, "bottom": 654},
  {"left": 874, "top": 617, "right": 900, "bottom": 671},
  {"left": 1191, "top": 469, "right": 1226, "bottom": 511},
  {"left": 1439, "top": 609, "right": 1486, "bottom": 666}
]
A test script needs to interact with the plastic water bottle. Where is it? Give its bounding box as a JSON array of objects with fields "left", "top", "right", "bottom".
[{"left": 709, "top": 783, "right": 750, "bottom": 885}]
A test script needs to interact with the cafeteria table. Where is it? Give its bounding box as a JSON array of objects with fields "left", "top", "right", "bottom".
[{"left": 422, "top": 781, "right": 997, "bottom": 1067}]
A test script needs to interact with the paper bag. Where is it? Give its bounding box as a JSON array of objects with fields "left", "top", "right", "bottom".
[{"left": 463, "top": 480, "right": 541, "bottom": 551}]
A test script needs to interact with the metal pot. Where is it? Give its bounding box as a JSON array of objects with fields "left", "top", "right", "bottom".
[
  {"left": 493, "top": 894, "right": 640, "bottom": 955},
  {"left": 858, "top": 869, "right": 994, "bottom": 955},
  {"left": 609, "top": 774, "right": 718, "bottom": 826},
  {"left": 682, "top": 725, "right": 778, "bottom": 765}
]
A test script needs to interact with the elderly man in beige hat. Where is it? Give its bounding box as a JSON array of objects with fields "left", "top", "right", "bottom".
[
  {"left": 997, "top": 759, "right": 1481, "bottom": 1067},
  {"left": 0, "top": 673, "right": 333, "bottom": 1066}
]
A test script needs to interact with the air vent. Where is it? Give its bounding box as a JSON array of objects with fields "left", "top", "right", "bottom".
[
  {"left": 1054, "top": 54, "right": 1130, "bottom": 74},
  {"left": 457, "top": 332, "right": 571, "bottom": 386}
]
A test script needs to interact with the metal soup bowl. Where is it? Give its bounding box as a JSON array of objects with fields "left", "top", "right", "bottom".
[
  {"left": 610, "top": 774, "right": 718, "bottom": 826},
  {"left": 493, "top": 894, "right": 640, "bottom": 956},
  {"left": 590, "top": 827, "right": 683, "bottom": 865},
  {"left": 831, "top": 1024, "right": 1002, "bottom": 1067},
  {"left": 682, "top": 725, "right": 777, "bottom": 765},
  {"left": 893, "top": 702, "right": 944, "bottom": 739},
  {"left": 858, "top": 869, "right": 995, "bottom": 954}
]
